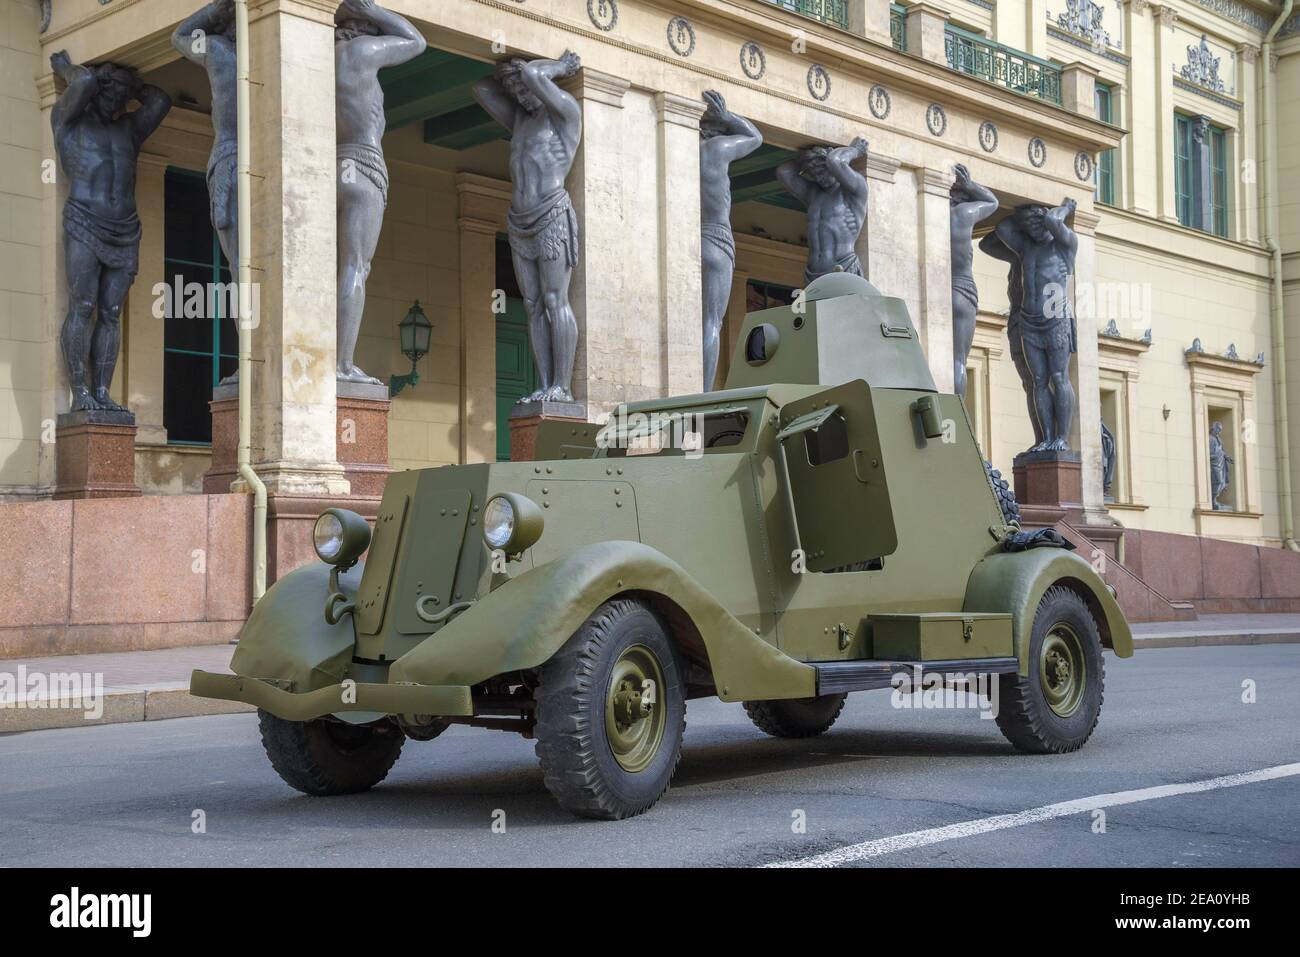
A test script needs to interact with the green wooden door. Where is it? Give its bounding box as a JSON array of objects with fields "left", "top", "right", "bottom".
[{"left": 495, "top": 298, "right": 538, "bottom": 461}]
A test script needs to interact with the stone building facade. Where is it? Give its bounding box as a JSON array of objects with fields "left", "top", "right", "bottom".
[{"left": 0, "top": 0, "right": 1298, "bottom": 652}]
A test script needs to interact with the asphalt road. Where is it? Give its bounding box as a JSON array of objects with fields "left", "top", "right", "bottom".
[{"left": 1, "top": 645, "right": 1297, "bottom": 867}]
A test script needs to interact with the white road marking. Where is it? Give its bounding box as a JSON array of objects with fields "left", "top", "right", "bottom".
[{"left": 768, "top": 762, "right": 1300, "bottom": 868}]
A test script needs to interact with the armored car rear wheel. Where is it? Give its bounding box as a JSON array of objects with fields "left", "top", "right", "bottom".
[
  {"left": 534, "top": 599, "right": 686, "bottom": 820},
  {"left": 994, "top": 586, "right": 1105, "bottom": 754},
  {"left": 257, "top": 710, "right": 404, "bottom": 796},
  {"left": 743, "top": 694, "right": 846, "bottom": 738}
]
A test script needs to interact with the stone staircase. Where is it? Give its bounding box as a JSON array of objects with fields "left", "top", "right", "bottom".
[{"left": 1053, "top": 520, "right": 1197, "bottom": 622}]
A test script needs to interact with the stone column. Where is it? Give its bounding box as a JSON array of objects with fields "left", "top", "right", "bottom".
[
  {"left": 1060, "top": 62, "right": 1099, "bottom": 118},
  {"left": 565, "top": 68, "right": 632, "bottom": 418},
  {"left": 856, "top": 0, "right": 892, "bottom": 44},
  {"left": 1124, "top": 0, "right": 1156, "bottom": 214},
  {"left": 865, "top": 158, "right": 913, "bottom": 309},
  {"left": 858, "top": 152, "right": 900, "bottom": 287},
  {"left": 36, "top": 73, "right": 65, "bottom": 495},
  {"left": 993, "top": 0, "right": 1027, "bottom": 50},
  {"left": 1237, "top": 44, "right": 1260, "bottom": 242},
  {"left": 655, "top": 93, "right": 704, "bottom": 396},
  {"left": 1153, "top": 4, "right": 1179, "bottom": 222},
  {"left": 130, "top": 150, "right": 170, "bottom": 448},
  {"left": 455, "top": 172, "right": 509, "bottom": 464},
  {"left": 905, "top": 4, "right": 949, "bottom": 65},
  {"left": 915, "top": 167, "right": 955, "bottom": 393},
  {"left": 246, "top": 0, "right": 348, "bottom": 495},
  {"left": 1072, "top": 209, "right": 1107, "bottom": 525},
  {"left": 1025, "top": 0, "right": 1051, "bottom": 58},
  {"left": 456, "top": 215, "right": 499, "bottom": 464}
]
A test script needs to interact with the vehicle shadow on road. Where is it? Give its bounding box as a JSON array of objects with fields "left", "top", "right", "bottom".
[{"left": 671, "top": 729, "right": 1013, "bottom": 788}]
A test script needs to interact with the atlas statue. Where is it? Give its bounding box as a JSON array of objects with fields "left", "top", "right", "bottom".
[
  {"left": 699, "top": 90, "right": 762, "bottom": 392},
  {"left": 50, "top": 50, "right": 171, "bottom": 414},
  {"left": 334, "top": 0, "right": 427, "bottom": 384},
  {"left": 473, "top": 51, "right": 583, "bottom": 404},
  {"left": 992, "top": 198, "right": 1079, "bottom": 452},
  {"left": 948, "top": 164, "right": 998, "bottom": 398},
  {"left": 776, "top": 137, "right": 868, "bottom": 285}
]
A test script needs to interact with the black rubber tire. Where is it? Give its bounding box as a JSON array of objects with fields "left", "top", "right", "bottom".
[
  {"left": 534, "top": 599, "right": 686, "bottom": 820},
  {"left": 995, "top": 586, "right": 1105, "bottom": 754},
  {"left": 985, "top": 460, "right": 1021, "bottom": 526},
  {"left": 257, "top": 709, "right": 404, "bottom": 796},
  {"left": 743, "top": 694, "right": 847, "bottom": 738}
]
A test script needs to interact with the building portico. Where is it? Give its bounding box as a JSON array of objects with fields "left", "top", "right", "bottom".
[{"left": 4, "top": 0, "right": 1297, "bottom": 657}]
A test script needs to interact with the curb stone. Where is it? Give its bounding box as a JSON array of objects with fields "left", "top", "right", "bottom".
[{"left": 0, "top": 685, "right": 254, "bottom": 733}]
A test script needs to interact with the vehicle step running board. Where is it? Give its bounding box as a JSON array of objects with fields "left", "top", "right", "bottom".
[{"left": 813, "top": 657, "right": 1019, "bottom": 695}]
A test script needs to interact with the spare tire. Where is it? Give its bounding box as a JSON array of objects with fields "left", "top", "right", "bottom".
[{"left": 985, "top": 460, "right": 1020, "bottom": 526}]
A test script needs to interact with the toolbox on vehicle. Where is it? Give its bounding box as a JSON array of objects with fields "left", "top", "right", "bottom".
[{"left": 868, "top": 612, "right": 1013, "bottom": 660}]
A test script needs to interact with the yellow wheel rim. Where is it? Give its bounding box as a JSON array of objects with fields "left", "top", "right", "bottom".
[{"left": 604, "top": 645, "right": 666, "bottom": 773}]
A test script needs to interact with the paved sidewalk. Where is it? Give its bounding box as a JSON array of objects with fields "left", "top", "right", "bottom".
[
  {"left": 3, "top": 613, "right": 1299, "bottom": 733},
  {"left": 0, "top": 644, "right": 250, "bottom": 733},
  {"left": 1131, "top": 613, "right": 1300, "bottom": 648}
]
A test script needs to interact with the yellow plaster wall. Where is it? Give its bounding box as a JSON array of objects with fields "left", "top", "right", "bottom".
[{"left": 0, "top": 0, "right": 46, "bottom": 497}]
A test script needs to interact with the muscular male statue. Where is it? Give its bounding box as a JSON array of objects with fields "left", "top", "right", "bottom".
[
  {"left": 334, "top": 0, "right": 426, "bottom": 384},
  {"left": 699, "top": 90, "right": 762, "bottom": 391},
  {"left": 473, "top": 52, "right": 583, "bottom": 404},
  {"left": 776, "top": 137, "right": 868, "bottom": 285},
  {"left": 978, "top": 230, "right": 1043, "bottom": 449},
  {"left": 50, "top": 50, "right": 170, "bottom": 413},
  {"left": 172, "top": 1, "right": 238, "bottom": 275},
  {"left": 948, "top": 164, "right": 997, "bottom": 398},
  {"left": 993, "top": 198, "right": 1079, "bottom": 452}
]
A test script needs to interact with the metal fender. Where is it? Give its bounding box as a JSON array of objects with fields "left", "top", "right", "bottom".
[
  {"left": 963, "top": 548, "right": 1133, "bottom": 675},
  {"left": 228, "top": 561, "right": 364, "bottom": 692},
  {"left": 389, "top": 540, "right": 816, "bottom": 702}
]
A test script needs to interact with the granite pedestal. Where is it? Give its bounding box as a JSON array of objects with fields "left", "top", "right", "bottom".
[{"left": 53, "top": 409, "right": 141, "bottom": 500}]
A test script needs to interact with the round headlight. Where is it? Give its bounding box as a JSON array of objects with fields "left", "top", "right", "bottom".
[
  {"left": 313, "top": 508, "right": 372, "bottom": 566},
  {"left": 314, "top": 513, "right": 344, "bottom": 561},
  {"left": 483, "top": 496, "right": 515, "bottom": 550},
  {"left": 482, "top": 493, "right": 545, "bottom": 555}
]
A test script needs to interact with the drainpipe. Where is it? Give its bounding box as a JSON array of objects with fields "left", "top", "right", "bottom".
[
  {"left": 1262, "top": 0, "right": 1298, "bottom": 551},
  {"left": 235, "top": 0, "right": 268, "bottom": 596}
]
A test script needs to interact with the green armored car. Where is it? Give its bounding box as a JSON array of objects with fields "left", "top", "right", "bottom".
[{"left": 192, "top": 272, "right": 1132, "bottom": 819}]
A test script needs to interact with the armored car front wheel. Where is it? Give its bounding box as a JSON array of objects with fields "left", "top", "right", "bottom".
[
  {"left": 534, "top": 599, "right": 686, "bottom": 820},
  {"left": 257, "top": 710, "right": 404, "bottom": 796},
  {"left": 994, "top": 586, "right": 1105, "bottom": 754}
]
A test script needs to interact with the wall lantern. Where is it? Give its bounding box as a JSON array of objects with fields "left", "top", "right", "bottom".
[{"left": 389, "top": 300, "right": 432, "bottom": 397}]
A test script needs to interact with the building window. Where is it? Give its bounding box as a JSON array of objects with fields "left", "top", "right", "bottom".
[
  {"left": 746, "top": 279, "right": 797, "bottom": 313},
  {"left": 162, "top": 168, "right": 237, "bottom": 444},
  {"left": 1174, "top": 114, "right": 1229, "bottom": 238},
  {"left": 1094, "top": 83, "right": 1115, "bottom": 206}
]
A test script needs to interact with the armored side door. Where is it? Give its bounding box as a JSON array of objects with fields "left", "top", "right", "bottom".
[{"left": 775, "top": 379, "right": 897, "bottom": 572}]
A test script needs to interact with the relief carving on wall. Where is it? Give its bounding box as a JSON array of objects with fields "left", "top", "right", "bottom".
[{"left": 1181, "top": 34, "right": 1227, "bottom": 93}]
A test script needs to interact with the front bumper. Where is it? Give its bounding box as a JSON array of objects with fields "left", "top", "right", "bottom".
[{"left": 190, "top": 670, "right": 474, "bottom": 722}]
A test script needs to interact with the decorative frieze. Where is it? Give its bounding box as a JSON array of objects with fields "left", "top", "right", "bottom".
[
  {"left": 807, "top": 64, "right": 831, "bottom": 101},
  {"left": 1028, "top": 136, "right": 1047, "bottom": 168},
  {"left": 868, "top": 84, "right": 891, "bottom": 119},
  {"left": 978, "top": 120, "right": 998, "bottom": 153},
  {"left": 666, "top": 16, "right": 695, "bottom": 58},
  {"left": 587, "top": 0, "right": 618, "bottom": 31}
]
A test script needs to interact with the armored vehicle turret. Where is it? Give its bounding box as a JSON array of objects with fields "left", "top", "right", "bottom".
[{"left": 192, "top": 273, "right": 1131, "bottom": 819}]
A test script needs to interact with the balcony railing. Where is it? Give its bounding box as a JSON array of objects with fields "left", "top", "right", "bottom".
[
  {"left": 890, "top": 3, "right": 906, "bottom": 51},
  {"left": 944, "top": 25, "right": 1062, "bottom": 104},
  {"left": 764, "top": 0, "right": 850, "bottom": 30}
]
